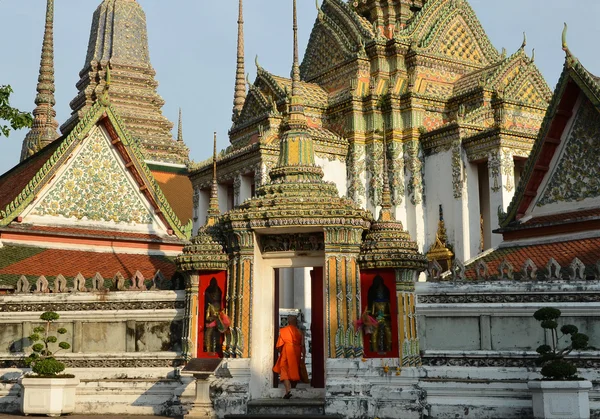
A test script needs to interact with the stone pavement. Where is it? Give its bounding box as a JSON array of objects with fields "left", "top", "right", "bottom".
[{"left": 0, "top": 415, "right": 179, "bottom": 418}]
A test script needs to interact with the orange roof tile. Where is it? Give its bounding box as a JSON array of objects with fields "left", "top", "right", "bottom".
[
  {"left": 464, "top": 237, "right": 600, "bottom": 279},
  {"left": 0, "top": 138, "right": 63, "bottom": 212},
  {"left": 152, "top": 170, "right": 193, "bottom": 225},
  {"left": 0, "top": 246, "right": 176, "bottom": 282}
]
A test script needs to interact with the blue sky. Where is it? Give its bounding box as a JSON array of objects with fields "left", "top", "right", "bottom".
[{"left": 1, "top": 0, "right": 599, "bottom": 174}]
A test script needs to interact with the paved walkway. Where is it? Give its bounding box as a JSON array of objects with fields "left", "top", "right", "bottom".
[{"left": 0, "top": 415, "right": 178, "bottom": 418}]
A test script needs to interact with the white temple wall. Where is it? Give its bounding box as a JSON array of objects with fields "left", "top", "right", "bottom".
[
  {"left": 217, "top": 184, "right": 228, "bottom": 214},
  {"left": 416, "top": 281, "right": 600, "bottom": 352},
  {"left": 195, "top": 188, "right": 209, "bottom": 232},
  {"left": 0, "top": 291, "right": 186, "bottom": 416},
  {"left": 423, "top": 150, "right": 454, "bottom": 253},
  {"left": 316, "top": 156, "right": 347, "bottom": 197}
]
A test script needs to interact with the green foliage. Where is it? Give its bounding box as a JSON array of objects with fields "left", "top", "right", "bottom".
[
  {"left": 532, "top": 307, "right": 590, "bottom": 380},
  {"left": 31, "top": 358, "right": 65, "bottom": 376},
  {"left": 541, "top": 361, "right": 577, "bottom": 380},
  {"left": 534, "top": 307, "right": 561, "bottom": 322},
  {"left": 0, "top": 85, "right": 33, "bottom": 138},
  {"left": 25, "top": 311, "right": 70, "bottom": 377}
]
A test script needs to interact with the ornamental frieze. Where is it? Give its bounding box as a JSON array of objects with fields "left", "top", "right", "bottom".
[
  {"left": 259, "top": 233, "right": 324, "bottom": 253},
  {"left": 421, "top": 354, "right": 600, "bottom": 369},
  {"left": 1, "top": 357, "right": 183, "bottom": 369},
  {"left": 0, "top": 300, "right": 185, "bottom": 312}
]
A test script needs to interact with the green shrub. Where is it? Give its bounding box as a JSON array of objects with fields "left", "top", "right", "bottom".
[
  {"left": 24, "top": 311, "right": 71, "bottom": 377},
  {"left": 533, "top": 307, "right": 590, "bottom": 380}
]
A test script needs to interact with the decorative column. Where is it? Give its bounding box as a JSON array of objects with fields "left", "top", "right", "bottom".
[
  {"left": 183, "top": 274, "right": 199, "bottom": 360},
  {"left": 224, "top": 230, "right": 254, "bottom": 358},
  {"left": 396, "top": 271, "right": 420, "bottom": 367},
  {"left": 487, "top": 148, "right": 515, "bottom": 248},
  {"left": 324, "top": 227, "right": 363, "bottom": 358}
]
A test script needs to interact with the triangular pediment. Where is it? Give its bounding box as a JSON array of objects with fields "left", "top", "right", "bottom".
[
  {"left": 499, "top": 56, "right": 600, "bottom": 228},
  {"left": 403, "top": 0, "right": 500, "bottom": 68},
  {"left": 533, "top": 97, "right": 600, "bottom": 212},
  {"left": 505, "top": 66, "right": 552, "bottom": 105},
  {"left": 0, "top": 102, "right": 191, "bottom": 239},
  {"left": 236, "top": 89, "right": 272, "bottom": 126},
  {"left": 300, "top": 19, "right": 355, "bottom": 82},
  {"left": 23, "top": 124, "right": 165, "bottom": 232}
]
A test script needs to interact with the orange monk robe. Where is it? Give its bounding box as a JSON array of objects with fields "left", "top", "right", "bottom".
[{"left": 273, "top": 325, "right": 303, "bottom": 381}]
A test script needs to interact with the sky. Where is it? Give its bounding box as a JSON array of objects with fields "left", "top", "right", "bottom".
[{"left": 1, "top": 0, "right": 599, "bottom": 175}]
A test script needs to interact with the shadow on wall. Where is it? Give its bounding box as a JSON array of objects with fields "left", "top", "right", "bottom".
[{"left": 0, "top": 369, "right": 26, "bottom": 414}]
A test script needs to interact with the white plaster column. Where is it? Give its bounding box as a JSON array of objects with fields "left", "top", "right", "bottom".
[
  {"left": 237, "top": 174, "right": 252, "bottom": 206},
  {"left": 316, "top": 156, "right": 347, "bottom": 197},
  {"left": 281, "top": 268, "right": 294, "bottom": 309},
  {"left": 196, "top": 189, "right": 209, "bottom": 230},
  {"left": 453, "top": 157, "right": 481, "bottom": 262},
  {"left": 293, "top": 268, "right": 311, "bottom": 324},
  {"left": 217, "top": 184, "right": 228, "bottom": 214},
  {"left": 487, "top": 148, "right": 515, "bottom": 248}
]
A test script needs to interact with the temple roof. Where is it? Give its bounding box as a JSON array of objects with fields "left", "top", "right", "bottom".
[
  {"left": 0, "top": 244, "right": 177, "bottom": 289},
  {"left": 59, "top": 0, "right": 189, "bottom": 166},
  {"left": 462, "top": 235, "right": 600, "bottom": 280},
  {"left": 0, "top": 99, "right": 192, "bottom": 240},
  {"left": 499, "top": 46, "right": 600, "bottom": 230}
]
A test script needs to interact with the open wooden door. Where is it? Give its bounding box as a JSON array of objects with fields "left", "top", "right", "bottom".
[{"left": 310, "top": 267, "right": 325, "bottom": 388}]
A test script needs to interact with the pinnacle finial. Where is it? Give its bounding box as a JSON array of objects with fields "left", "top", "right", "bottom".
[
  {"left": 207, "top": 132, "right": 220, "bottom": 226},
  {"left": 232, "top": 0, "right": 247, "bottom": 122},
  {"left": 520, "top": 32, "right": 527, "bottom": 49},
  {"left": 292, "top": 0, "right": 300, "bottom": 95},
  {"left": 378, "top": 117, "right": 394, "bottom": 222},
  {"left": 20, "top": 0, "right": 59, "bottom": 162},
  {"left": 177, "top": 108, "right": 183, "bottom": 142}
]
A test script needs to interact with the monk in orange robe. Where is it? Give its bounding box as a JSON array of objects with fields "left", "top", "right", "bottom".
[{"left": 273, "top": 315, "right": 305, "bottom": 399}]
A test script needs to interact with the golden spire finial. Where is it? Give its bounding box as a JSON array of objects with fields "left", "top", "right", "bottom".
[
  {"left": 233, "top": 0, "right": 247, "bottom": 122},
  {"left": 21, "top": 0, "right": 59, "bottom": 161},
  {"left": 292, "top": 0, "right": 300, "bottom": 96},
  {"left": 206, "top": 132, "right": 220, "bottom": 226},
  {"left": 378, "top": 117, "right": 394, "bottom": 222},
  {"left": 177, "top": 108, "right": 183, "bottom": 142}
]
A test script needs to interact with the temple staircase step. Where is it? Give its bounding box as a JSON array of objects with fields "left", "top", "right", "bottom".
[{"left": 224, "top": 398, "right": 340, "bottom": 418}]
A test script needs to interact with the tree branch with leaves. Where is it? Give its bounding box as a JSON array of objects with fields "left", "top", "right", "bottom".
[{"left": 0, "top": 85, "right": 33, "bottom": 138}]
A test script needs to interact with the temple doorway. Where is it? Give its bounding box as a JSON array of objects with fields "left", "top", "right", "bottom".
[{"left": 273, "top": 267, "right": 325, "bottom": 390}]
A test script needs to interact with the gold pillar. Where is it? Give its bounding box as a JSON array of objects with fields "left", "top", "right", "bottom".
[
  {"left": 224, "top": 230, "right": 254, "bottom": 358},
  {"left": 184, "top": 273, "right": 199, "bottom": 360},
  {"left": 324, "top": 227, "right": 363, "bottom": 358},
  {"left": 396, "top": 275, "right": 420, "bottom": 367}
]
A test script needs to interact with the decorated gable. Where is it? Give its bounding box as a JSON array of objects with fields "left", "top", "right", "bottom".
[
  {"left": 22, "top": 124, "right": 168, "bottom": 232},
  {"left": 534, "top": 97, "right": 600, "bottom": 211}
]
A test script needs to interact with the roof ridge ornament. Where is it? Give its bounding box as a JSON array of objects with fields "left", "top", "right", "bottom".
[
  {"left": 520, "top": 32, "right": 527, "bottom": 50},
  {"left": 562, "top": 22, "right": 577, "bottom": 67}
]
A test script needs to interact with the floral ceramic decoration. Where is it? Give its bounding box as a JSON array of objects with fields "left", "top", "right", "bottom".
[{"left": 32, "top": 127, "right": 154, "bottom": 225}]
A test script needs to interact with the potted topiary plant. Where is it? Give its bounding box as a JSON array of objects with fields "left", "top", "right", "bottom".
[
  {"left": 19, "top": 311, "right": 80, "bottom": 417},
  {"left": 527, "top": 307, "right": 592, "bottom": 419}
]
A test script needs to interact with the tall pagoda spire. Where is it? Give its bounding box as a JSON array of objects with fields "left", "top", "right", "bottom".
[
  {"left": 206, "top": 132, "right": 220, "bottom": 226},
  {"left": 268, "top": 0, "right": 323, "bottom": 184},
  {"left": 177, "top": 108, "right": 183, "bottom": 142},
  {"left": 378, "top": 119, "right": 394, "bottom": 222},
  {"left": 232, "top": 0, "right": 247, "bottom": 122},
  {"left": 60, "top": 0, "right": 189, "bottom": 166},
  {"left": 20, "top": 0, "right": 59, "bottom": 162}
]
